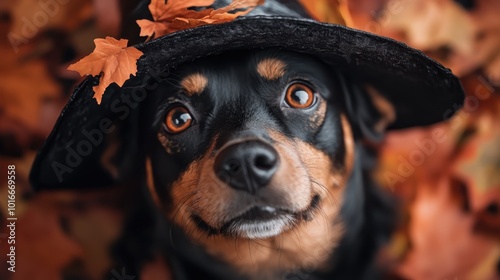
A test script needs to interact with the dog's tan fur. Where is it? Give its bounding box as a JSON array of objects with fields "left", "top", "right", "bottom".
[
  {"left": 309, "top": 99, "right": 328, "bottom": 129},
  {"left": 146, "top": 158, "right": 161, "bottom": 207},
  {"left": 256, "top": 58, "right": 286, "bottom": 80},
  {"left": 181, "top": 73, "right": 208, "bottom": 96},
  {"left": 157, "top": 132, "right": 181, "bottom": 154},
  {"left": 341, "top": 114, "right": 355, "bottom": 174}
]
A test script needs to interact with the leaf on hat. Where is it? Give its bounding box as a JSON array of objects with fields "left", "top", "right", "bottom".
[
  {"left": 151, "top": 0, "right": 215, "bottom": 21},
  {"left": 67, "top": 37, "right": 143, "bottom": 104},
  {"left": 137, "top": 0, "right": 214, "bottom": 38},
  {"left": 137, "top": 0, "right": 264, "bottom": 39},
  {"left": 172, "top": 0, "right": 265, "bottom": 31}
]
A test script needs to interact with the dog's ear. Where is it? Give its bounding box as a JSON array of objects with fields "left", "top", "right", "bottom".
[{"left": 337, "top": 73, "right": 396, "bottom": 142}]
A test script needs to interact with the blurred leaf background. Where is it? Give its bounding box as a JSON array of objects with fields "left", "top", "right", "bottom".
[{"left": 0, "top": 0, "right": 499, "bottom": 279}]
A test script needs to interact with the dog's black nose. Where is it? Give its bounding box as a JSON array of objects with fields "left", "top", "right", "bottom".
[{"left": 214, "top": 141, "right": 279, "bottom": 193}]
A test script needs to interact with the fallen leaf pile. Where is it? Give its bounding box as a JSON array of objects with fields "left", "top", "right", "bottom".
[
  {"left": 375, "top": 75, "right": 500, "bottom": 279},
  {"left": 67, "top": 37, "right": 143, "bottom": 104},
  {"left": 8, "top": 0, "right": 93, "bottom": 40},
  {"left": 342, "top": 1, "right": 500, "bottom": 277},
  {"left": 398, "top": 178, "right": 500, "bottom": 279},
  {"left": 345, "top": 0, "right": 500, "bottom": 80}
]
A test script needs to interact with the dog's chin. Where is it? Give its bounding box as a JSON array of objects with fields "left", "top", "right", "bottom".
[{"left": 191, "top": 194, "right": 321, "bottom": 240}]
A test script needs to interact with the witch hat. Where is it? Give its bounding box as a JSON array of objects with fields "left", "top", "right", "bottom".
[{"left": 30, "top": 0, "right": 464, "bottom": 191}]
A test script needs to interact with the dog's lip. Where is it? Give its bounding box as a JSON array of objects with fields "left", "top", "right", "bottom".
[
  {"left": 226, "top": 194, "right": 321, "bottom": 222},
  {"left": 218, "top": 206, "right": 293, "bottom": 238},
  {"left": 220, "top": 194, "right": 321, "bottom": 234},
  {"left": 224, "top": 206, "right": 291, "bottom": 226},
  {"left": 190, "top": 194, "right": 321, "bottom": 236}
]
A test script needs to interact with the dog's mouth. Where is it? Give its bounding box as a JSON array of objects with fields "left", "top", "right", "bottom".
[{"left": 191, "top": 194, "right": 321, "bottom": 239}]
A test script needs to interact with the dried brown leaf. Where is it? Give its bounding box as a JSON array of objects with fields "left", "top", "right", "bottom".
[
  {"left": 0, "top": 44, "right": 60, "bottom": 132},
  {"left": 152, "top": 0, "right": 215, "bottom": 21},
  {"left": 137, "top": 0, "right": 263, "bottom": 39},
  {"left": 137, "top": 0, "right": 215, "bottom": 38},
  {"left": 171, "top": 0, "right": 264, "bottom": 33},
  {"left": 67, "top": 37, "right": 143, "bottom": 104}
]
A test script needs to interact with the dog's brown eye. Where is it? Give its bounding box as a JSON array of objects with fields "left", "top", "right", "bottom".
[
  {"left": 165, "top": 106, "right": 193, "bottom": 134},
  {"left": 285, "top": 83, "right": 314, "bottom": 109}
]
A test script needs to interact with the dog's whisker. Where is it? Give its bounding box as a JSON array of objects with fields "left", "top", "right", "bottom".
[
  {"left": 247, "top": 239, "right": 255, "bottom": 270},
  {"left": 317, "top": 206, "right": 331, "bottom": 234},
  {"left": 309, "top": 179, "right": 332, "bottom": 204},
  {"left": 170, "top": 191, "right": 195, "bottom": 218},
  {"left": 234, "top": 238, "right": 240, "bottom": 258},
  {"left": 278, "top": 232, "right": 284, "bottom": 268}
]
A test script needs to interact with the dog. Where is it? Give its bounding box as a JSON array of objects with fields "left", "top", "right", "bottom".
[
  {"left": 112, "top": 49, "right": 398, "bottom": 280},
  {"left": 26, "top": 0, "right": 465, "bottom": 278}
]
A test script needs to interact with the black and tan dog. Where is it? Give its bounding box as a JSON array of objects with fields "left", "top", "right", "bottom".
[
  {"left": 133, "top": 49, "right": 396, "bottom": 279},
  {"left": 29, "top": 0, "right": 464, "bottom": 279}
]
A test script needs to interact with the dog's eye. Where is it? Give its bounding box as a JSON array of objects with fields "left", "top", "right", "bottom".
[
  {"left": 285, "top": 83, "right": 315, "bottom": 109},
  {"left": 165, "top": 106, "right": 193, "bottom": 134}
]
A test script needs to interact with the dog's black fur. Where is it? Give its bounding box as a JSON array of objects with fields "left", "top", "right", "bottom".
[{"left": 100, "top": 49, "right": 396, "bottom": 280}]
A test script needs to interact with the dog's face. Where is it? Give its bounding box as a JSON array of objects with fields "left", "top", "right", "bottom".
[{"left": 145, "top": 50, "right": 358, "bottom": 273}]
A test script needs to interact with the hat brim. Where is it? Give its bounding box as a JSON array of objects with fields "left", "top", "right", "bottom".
[
  {"left": 30, "top": 16, "right": 464, "bottom": 191},
  {"left": 134, "top": 16, "right": 464, "bottom": 128}
]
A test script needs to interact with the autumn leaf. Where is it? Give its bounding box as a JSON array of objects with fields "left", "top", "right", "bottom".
[
  {"left": 137, "top": 0, "right": 215, "bottom": 38},
  {"left": 151, "top": 0, "right": 215, "bottom": 21},
  {"left": 67, "top": 37, "right": 143, "bottom": 104},
  {"left": 137, "top": 19, "right": 171, "bottom": 38},
  {"left": 171, "top": 0, "right": 264, "bottom": 32},
  {"left": 0, "top": 48, "right": 60, "bottom": 132},
  {"left": 137, "top": 0, "right": 264, "bottom": 39}
]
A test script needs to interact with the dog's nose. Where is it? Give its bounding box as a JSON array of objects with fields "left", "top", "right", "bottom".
[{"left": 214, "top": 141, "right": 279, "bottom": 193}]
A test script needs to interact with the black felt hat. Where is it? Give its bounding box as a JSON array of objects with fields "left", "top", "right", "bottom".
[{"left": 30, "top": 0, "right": 464, "bottom": 191}]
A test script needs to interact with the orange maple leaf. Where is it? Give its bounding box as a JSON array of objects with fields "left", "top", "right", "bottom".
[
  {"left": 137, "top": 0, "right": 215, "bottom": 38},
  {"left": 171, "top": 0, "right": 264, "bottom": 31},
  {"left": 68, "top": 37, "right": 143, "bottom": 104},
  {"left": 137, "top": 0, "right": 264, "bottom": 39}
]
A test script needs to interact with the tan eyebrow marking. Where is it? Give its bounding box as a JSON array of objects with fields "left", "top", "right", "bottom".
[
  {"left": 180, "top": 73, "right": 208, "bottom": 96},
  {"left": 256, "top": 58, "right": 286, "bottom": 80}
]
